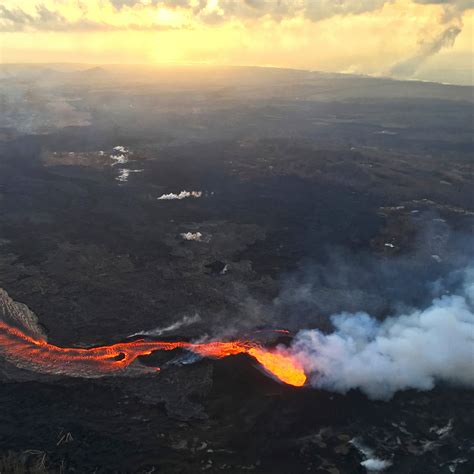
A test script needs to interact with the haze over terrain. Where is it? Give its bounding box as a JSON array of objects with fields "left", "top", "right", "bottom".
[{"left": 1, "top": 0, "right": 473, "bottom": 85}]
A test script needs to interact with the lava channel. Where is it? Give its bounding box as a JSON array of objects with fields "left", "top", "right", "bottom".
[{"left": 0, "top": 321, "right": 307, "bottom": 386}]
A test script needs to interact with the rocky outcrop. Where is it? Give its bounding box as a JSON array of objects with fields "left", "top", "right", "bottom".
[{"left": 0, "top": 288, "right": 46, "bottom": 341}]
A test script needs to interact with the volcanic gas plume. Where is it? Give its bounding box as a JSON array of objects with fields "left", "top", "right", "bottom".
[
  {"left": 290, "top": 266, "right": 474, "bottom": 399},
  {"left": 0, "top": 296, "right": 306, "bottom": 387}
]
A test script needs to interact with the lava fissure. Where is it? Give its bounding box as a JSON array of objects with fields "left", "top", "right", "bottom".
[{"left": 0, "top": 321, "right": 307, "bottom": 386}]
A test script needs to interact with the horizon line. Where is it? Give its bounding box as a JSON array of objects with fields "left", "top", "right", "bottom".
[{"left": 1, "top": 62, "right": 472, "bottom": 88}]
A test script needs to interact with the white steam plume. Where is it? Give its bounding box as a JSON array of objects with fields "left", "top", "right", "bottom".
[
  {"left": 180, "top": 231, "right": 204, "bottom": 241},
  {"left": 390, "top": 0, "right": 470, "bottom": 77},
  {"left": 291, "top": 266, "right": 474, "bottom": 399},
  {"left": 129, "top": 313, "right": 201, "bottom": 337},
  {"left": 390, "top": 26, "right": 462, "bottom": 77},
  {"left": 157, "top": 191, "right": 202, "bottom": 201},
  {"left": 350, "top": 438, "right": 392, "bottom": 472}
]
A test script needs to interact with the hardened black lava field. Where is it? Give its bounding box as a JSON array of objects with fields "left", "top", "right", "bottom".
[{"left": 0, "top": 65, "right": 473, "bottom": 473}]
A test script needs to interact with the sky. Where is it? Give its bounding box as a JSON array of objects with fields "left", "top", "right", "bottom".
[{"left": 0, "top": 0, "right": 473, "bottom": 84}]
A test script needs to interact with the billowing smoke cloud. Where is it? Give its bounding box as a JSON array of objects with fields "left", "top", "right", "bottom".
[
  {"left": 391, "top": 25, "right": 462, "bottom": 77},
  {"left": 391, "top": 0, "right": 471, "bottom": 77},
  {"left": 290, "top": 266, "right": 474, "bottom": 399}
]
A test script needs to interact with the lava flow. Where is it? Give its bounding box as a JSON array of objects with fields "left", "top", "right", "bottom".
[{"left": 0, "top": 321, "right": 307, "bottom": 386}]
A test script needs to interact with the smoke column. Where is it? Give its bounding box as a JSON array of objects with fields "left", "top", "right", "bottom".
[
  {"left": 390, "top": 0, "right": 470, "bottom": 77},
  {"left": 391, "top": 26, "right": 462, "bottom": 77},
  {"left": 290, "top": 266, "right": 474, "bottom": 399}
]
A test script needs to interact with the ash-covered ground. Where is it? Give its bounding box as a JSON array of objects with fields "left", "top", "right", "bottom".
[{"left": 0, "top": 65, "right": 473, "bottom": 473}]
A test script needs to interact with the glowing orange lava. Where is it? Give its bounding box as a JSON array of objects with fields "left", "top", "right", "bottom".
[
  {"left": 0, "top": 321, "right": 306, "bottom": 386},
  {"left": 248, "top": 347, "right": 307, "bottom": 387}
]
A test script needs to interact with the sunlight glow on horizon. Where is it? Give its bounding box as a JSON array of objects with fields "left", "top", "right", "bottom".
[{"left": 0, "top": 0, "right": 472, "bottom": 84}]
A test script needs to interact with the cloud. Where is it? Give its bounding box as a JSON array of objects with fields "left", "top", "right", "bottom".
[
  {"left": 1, "top": 1, "right": 471, "bottom": 37},
  {"left": 110, "top": 0, "right": 146, "bottom": 9},
  {"left": 0, "top": 5, "right": 34, "bottom": 25},
  {"left": 0, "top": 3, "right": 184, "bottom": 32},
  {"left": 188, "top": 0, "right": 392, "bottom": 24},
  {"left": 109, "top": 0, "right": 192, "bottom": 9},
  {"left": 0, "top": 4, "right": 114, "bottom": 32},
  {"left": 302, "top": 0, "right": 389, "bottom": 21},
  {"left": 414, "top": 0, "right": 472, "bottom": 16}
]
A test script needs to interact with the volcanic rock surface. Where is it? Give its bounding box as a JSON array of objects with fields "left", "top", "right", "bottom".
[{"left": 0, "top": 65, "right": 473, "bottom": 473}]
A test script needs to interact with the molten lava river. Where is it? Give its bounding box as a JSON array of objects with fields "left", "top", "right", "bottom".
[{"left": 0, "top": 321, "right": 307, "bottom": 387}]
